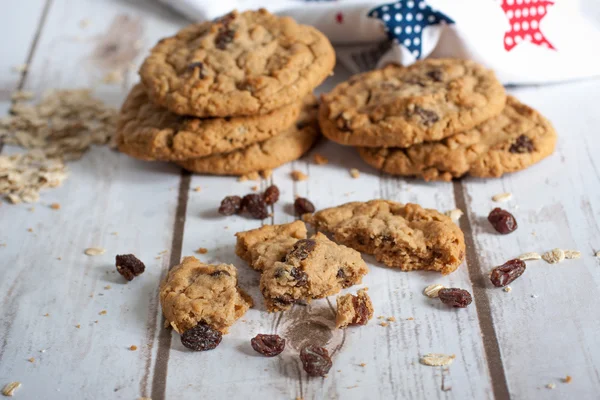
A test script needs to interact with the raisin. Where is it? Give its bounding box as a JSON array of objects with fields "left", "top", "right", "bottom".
[
  {"left": 288, "top": 239, "right": 316, "bottom": 261},
  {"left": 300, "top": 345, "right": 332, "bottom": 377},
  {"left": 215, "top": 28, "right": 235, "bottom": 49},
  {"left": 210, "top": 270, "right": 231, "bottom": 277},
  {"left": 273, "top": 295, "right": 295, "bottom": 305},
  {"left": 218, "top": 195, "right": 242, "bottom": 216},
  {"left": 336, "top": 269, "right": 346, "bottom": 279},
  {"left": 187, "top": 61, "right": 205, "bottom": 78},
  {"left": 263, "top": 185, "right": 280, "bottom": 205},
  {"left": 413, "top": 105, "right": 439, "bottom": 126},
  {"left": 294, "top": 197, "right": 315, "bottom": 215},
  {"left": 438, "top": 288, "right": 472, "bottom": 308},
  {"left": 488, "top": 208, "right": 518, "bottom": 234},
  {"left": 490, "top": 259, "right": 526, "bottom": 287},
  {"left": 180, "top": 322, "right": 222, "bottom": 351},
  {"left": 427, "top": 69, "right": 444, "bottom": 82},
  {"left": 250, "top": 334, "right": 286, "bottom": 357},
  {"left": 241, "top": 194, "right": 268, "bottom": 219},
  {"left": 296, "top": 121, "right": 308, "bottom": 130},
  {"left": 115, "top": 254, "right": 145, "bottom": 281},
  {"left": 350, "top": 295, "right": 370, "bottom": 325},
  {"left": 289, "top": 267, "right": 308, "bottom": 286},
  {"left": 509, "top": 134, "right": 535, "bottom": 153}
]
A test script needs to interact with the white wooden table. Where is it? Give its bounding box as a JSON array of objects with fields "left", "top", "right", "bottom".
[{"left": 1, "top": 1, "right": 599, "bottom": 399}]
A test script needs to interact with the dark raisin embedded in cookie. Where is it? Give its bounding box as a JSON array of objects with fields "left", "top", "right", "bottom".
[
  {"left": 210, "top": 270, "right": 232, "bottom": 277},
  {"left": 251, "top": 334, "right": 286, "bottom": 357},
  {"left": 187, "top": 61, "right": 205, "bottom": 78},
  {"left": 300, "top": 345, "right": 332, "bottom": 377},
  {"left": 412, "top": 105, "right": 439, "bottom": 126},
  {"left": 287, "top": 239, "right": 317, "bottom": 261},
  {"left": 181, "top": 322, "right": 222, "bottom": 351},
  {"left": 115, "top": 254, "right": 145, "bottom": 281},
  {"left": 289, "top": 267, "right": 308, "bottom": 287},
  {"left": 509, "top": 134, "right": 535, "bottom": 153}
]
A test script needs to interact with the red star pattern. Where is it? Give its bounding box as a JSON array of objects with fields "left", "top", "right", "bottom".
[{"left": 501, "top": 0, "right": 556, "bottom": 52}]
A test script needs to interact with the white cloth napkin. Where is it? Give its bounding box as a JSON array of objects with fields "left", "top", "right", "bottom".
[{"left": 159, "top": 0, "right": 600, "bottom": 84}]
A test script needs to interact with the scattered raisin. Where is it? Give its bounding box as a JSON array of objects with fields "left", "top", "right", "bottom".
[
  {"left": 218, "top": 195, "right": 242, "bottom": 216},
  {"left": 438, "top": 288, "right": 472, "bottom": 308},
  {"left": 488, "top": 208, "right": 518, "bottom": 234},
  {"left": 413, "top": 105, "right": 439, "bottom": 126},
  {"left": 288, "top": 239, "right": 317, "bottom": 261},
  {"left": 296, "top": 121, "right": 308, "bottom": 130},
  {"left": 427, "top": 69, "right": 444, "bottom": 82},
  {"left": 289, "top": 267, "right": 308, "bottom": 286},
  {"left": 181, "top": 322, "right": 222, "bottom": 351},
  {"left": 215, "top": 28, "right": 235, "bottom": 49},
  {"left": 115, "top": 254, "right": 145, "bottom": 281},
  {"left": 242, "top": 194, "right": 268, "bottom": 219},
  {"left": 490, "top": 259, "right": 526, "bottom": 287},
  {"left": 294, "top": 197, "right": 315, "bottom": 215},
  {"left": 250, "top": 334, "right": 286, "bottom": 357},
  {"left": 263, "top": 185, "right": 280, "bottom": 205},
  {"left": 336, "top": 269, "right": 346, "bottom": 279},
  {"left": 509, "top": 134, "right": 535, "bottom": 153},
  {"left": 187, "top": 61, "right": 205, "bottom": 78},
  {"left": 300, "top": 345, "right": 332, "bottom": 377}
]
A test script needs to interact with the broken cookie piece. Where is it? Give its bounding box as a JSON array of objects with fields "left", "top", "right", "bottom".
[
  {"left": 235, "top": 221, "right": 307, "bottom": 272},
  {"left": 303, "top": 200, "right": 465, "bottom": 275},
  {"left": 336, "top": 289, "right": 373, "bottom": 329},
  {"left": 159, "top": 256, "right": 252, "bottom": 335},
  {"left": 115, "top": 254, "right": 145, "bottom": 281},
  {"left": 260, "top": 233, "right": 368, "bottom": 312}
]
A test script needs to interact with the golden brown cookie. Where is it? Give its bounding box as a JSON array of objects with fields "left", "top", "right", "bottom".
[
  {"left": 140, "top": 9, "right": 335, "bottom": 117},
  {"left": 176, "top": 96, "right": 319, "bottom": 175},
  {"left": 159, "top": 256, "right": 252, "bottom": 334},
  {"left": 116, "top": 84, "right": 302, "bottom": 161},
  {"left": 319, "top": 59, "right": 506, "bottom": 148},
  {"left": 304, "top": 200, "right": 465, "bottom": 275},
  {"left": 357, "top": 96, "right": 557, "bottom": 181}
]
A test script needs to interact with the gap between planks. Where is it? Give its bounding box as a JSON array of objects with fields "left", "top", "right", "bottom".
[{"left": 453, "top": 181, "right": 511, "bottom": 400}]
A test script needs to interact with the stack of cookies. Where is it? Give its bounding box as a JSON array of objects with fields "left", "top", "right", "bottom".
[
  {"left": 116, "top": 9, "right": 335, "bottom": 175},
  {"left": 319, "top": 59, "right": 557, "bottom": 181}
]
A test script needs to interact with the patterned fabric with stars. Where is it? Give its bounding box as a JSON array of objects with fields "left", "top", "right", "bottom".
[
  {"left": 368, "top": 1, "right": 454, "bottom": 59},
  {"left": 501, "top": 0, "right": 555, "bottom": 51}
]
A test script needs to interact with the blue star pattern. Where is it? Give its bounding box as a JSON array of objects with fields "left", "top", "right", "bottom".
[{"left": 368, "top": 1, "right": 454, "bottom": 59}]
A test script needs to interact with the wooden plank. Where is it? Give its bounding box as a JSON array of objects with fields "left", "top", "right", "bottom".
[
  {"left": 459, "top": 79, "right": 600, "bottom": 399},
  {"left": 0, "top": 1, "right": 189, "bottom": 398},
  {"left": 163, "top": 64, "right": 495, "bottom": 399}
]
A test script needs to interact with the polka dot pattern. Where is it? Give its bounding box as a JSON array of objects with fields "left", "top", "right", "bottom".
[
  {"left": 368, "top": 1, "right": 454, "bottom": 59},
  {"left": 501, "top": 0, "right": 556, "bottom": 51}
]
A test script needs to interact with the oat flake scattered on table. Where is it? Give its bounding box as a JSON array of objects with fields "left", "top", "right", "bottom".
[
  {"left": 420, "top": 353, "right": 456, "bottom": 367},
  {"left": 423, "top": 284, "right": 445, "bottom": 298},
  {"left": 1, "top": 381, "right": 21, "bottom": 396},
  {"left": 564, "top": 250, "right": 581, "bottom": 259},
  {"left": 0, "top": 89, "right": 117, "bottom": 204},
  {"left": 542, "top": 248, "right": 565, "bottom": 264},
  {"left": 492, "top": 192, "right": 512, "bottom": 202},
  {"left": 84, "top": 247, "right": 106, "bottom": 256},
  {"left": 518, "top": 252, "right": 542, "bottom": 261},
  {"left": 444, "top": 209, "right": 463, "bottom": 223}
]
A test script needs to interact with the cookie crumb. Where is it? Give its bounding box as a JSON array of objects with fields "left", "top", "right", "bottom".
[
  {"left": 387, "top": 317, "right": 396, "bottom": 322},
  {"left": 2, "top": 382, "right": 21, "bottom": 396},
  {"left": 359, "top": 363, "right": 366, "bottom": 367},
  {"left": 420, "top": 353, "right": 456, "bottom": 366},
  {"left": 314, "top": 154, "right": 328, "bottom": 165},
  {"left": 444, "top": 209, "right": 463, "bottom": 222},
  {"left": 260, "top": 169, "right": 273, "bottom": 179},
  {"left": 492, "top": 192, "right": 512, "bottom": 202},
  {"left": 49, "top": 203, "right": 60, "bottom": 210},
  {"left": 564, "top": 375, "right": 572, "bottom": 383},
  {"left": 542, "top": 248, "right": 565, "bottom": 264},
  {"left": 518, "top": 252, "right": 541, "bottom": 261},
  {"left": 27, "top": 357, "right": 35, "bottom": 363},
  {"left": 75, "top": 324, "right": 81, "bottom": 329},
  {"left": 546, "top": 383, "right": 556, "bottom": 389},
  {"left": 240, "top": 171, "right": 260, "bottom": 181},
  {"left": 195, "top": 248, "right": 208, "bottom": 254},
  {"left": 129, "top": 345, "right": 137, "bottom": 351},
  {"left": 349, "top": 168, "right": 360, "bottom": 179},
  {"left": 27, "top": 228, "right": 33, "bottom": 232},
  {"left": 102, "top": 70, "right": 123, "bottom": 85},
  {"left": 104, "top": 285, "right": 111, "bottom": 290},
  {"left": 379, "top": 321, "right": 388, "bottom": 327},
  {"left": 406, "top": 317, "right": 414, "bottom": 321},
  {"left": 111, "top": 232, "right": 118, "bottom": 236},
  {"left": 423, "top": 284, "right": 445, "bottom": 298},
  {"left": 595, "top": 250, "right": 600, "bottom": 258},
  {"left": 251, "top": 186, "right": 258, "bottom": 192},
  {"left": 564, "top": 250, "right": 581, "bottom": 259},
  {"left": 84, "top": 247, "right": 106, "bottom": 256},
  {"left": 291, "top": 170, "right": 308, "bottom": 181},
  {"left": 43, "top": 313, "right": 49, "bottom": 317},
  {"left": 79, "top": 18, "right": 91, "bottom": 28},
  {"left": 99, "top": 310, "right": 107, "bottom": 315},
  {"left": 11, "top": 90, "right": 34, "bottom": 102},
  {"left": 503, "top": 286, "right": 512, "bottom": 293},
  {"left": 193, "top": 186, "right": 201, "bottom": 192},
  {"left": 12, "top": 64, "right": 28, "bottom": 73}
]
